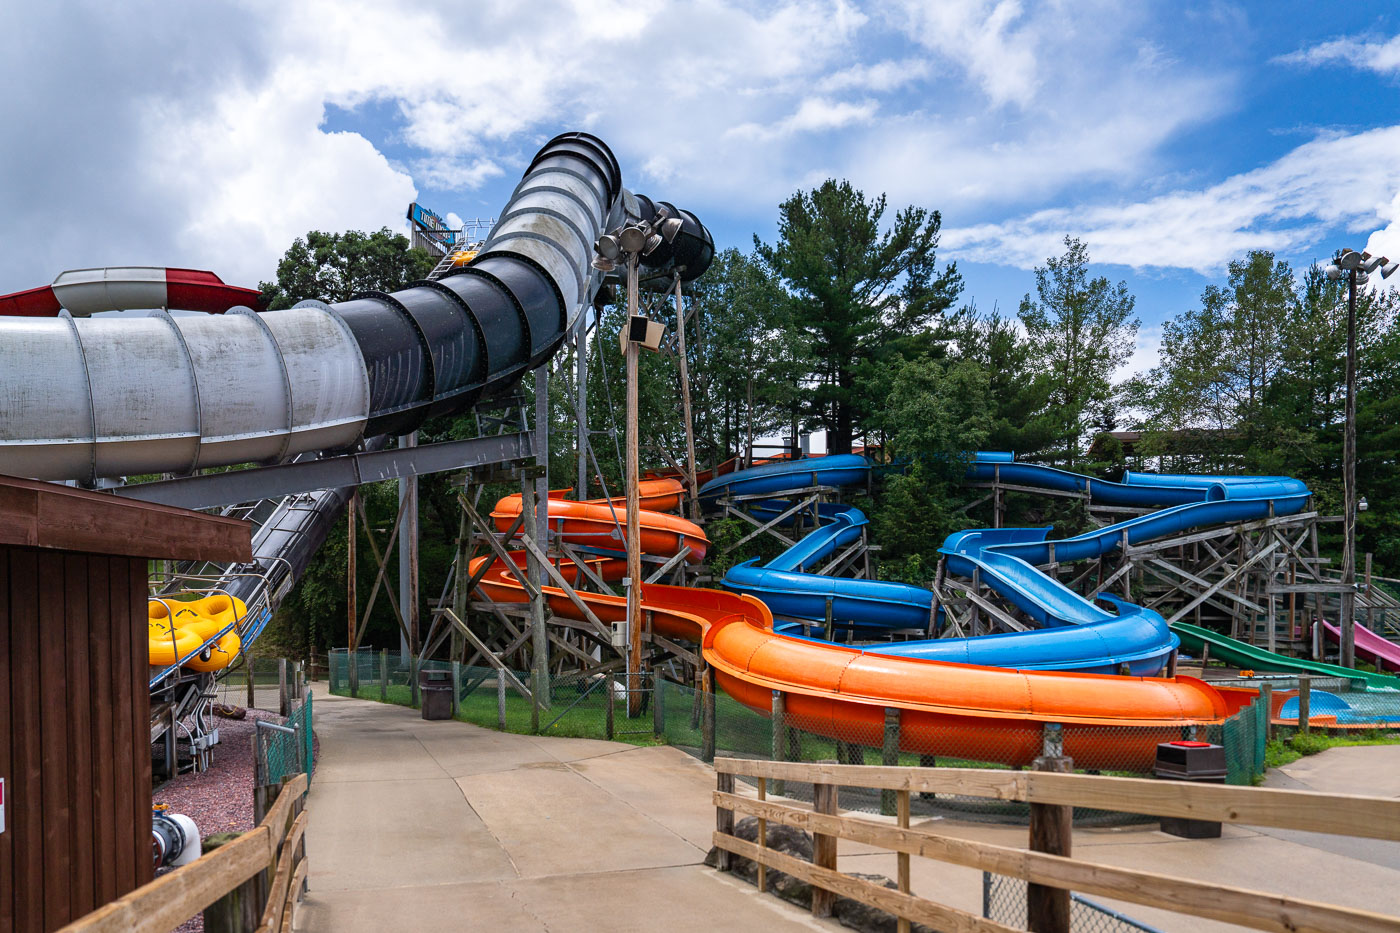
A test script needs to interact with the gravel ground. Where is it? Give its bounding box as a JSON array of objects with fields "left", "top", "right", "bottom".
[{"left": 153, "top": 704, "right": 319, "bottom": 933}]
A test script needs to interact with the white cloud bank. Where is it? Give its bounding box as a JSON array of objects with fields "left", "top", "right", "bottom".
[
  {"left": 1275, "top": 34, "right": 1400, "bottom": 76},
  {"left": 944, "top": 126, "right": 1400, "bottom": 276}
]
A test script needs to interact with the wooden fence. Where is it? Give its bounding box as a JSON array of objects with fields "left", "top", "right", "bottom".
[
  {"left": 57, "top": 772, "right": 309, "bottom": 933},
  {"left": 712, "top": 758, "right": 1400, "bottom": 933}
]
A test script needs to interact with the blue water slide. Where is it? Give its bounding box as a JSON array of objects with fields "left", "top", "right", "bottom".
[{"left": 708, "top": 451, "right": 1312, "bottom": 676}]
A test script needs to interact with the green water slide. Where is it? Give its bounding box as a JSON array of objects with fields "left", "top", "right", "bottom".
[{"left": 1171, "top": 621, "right": 1399, "bottom": 691}]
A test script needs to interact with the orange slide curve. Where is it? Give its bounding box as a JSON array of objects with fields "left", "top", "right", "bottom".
[{"left": 472, "top": 479, "right": 1256, "bottom": 770}]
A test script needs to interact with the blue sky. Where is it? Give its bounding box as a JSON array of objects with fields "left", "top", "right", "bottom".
[{"left": 3, "top": 1, "right": 1398, "bottom": 377}]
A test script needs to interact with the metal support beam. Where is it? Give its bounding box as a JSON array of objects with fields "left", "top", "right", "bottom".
[{"left": 116, "top": 432, "right": 534, "bottom": 510}]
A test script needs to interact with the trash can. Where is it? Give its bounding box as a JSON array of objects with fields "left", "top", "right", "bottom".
[
  {"left": 420, "top": 669, "right": 453, "bottom": 721},
  {"left": 1154, "top": 740, "right": 1227, "bottom": 838}
]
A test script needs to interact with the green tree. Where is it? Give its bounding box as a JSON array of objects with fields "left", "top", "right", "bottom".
[
  {"left": 949, "top": 305, "right": 1055, "bottom": 455},
  {"left": 685, "top": 249, "right": 805, "bottom": 466},
  {"left": 259, "top": 228, "right": 436, "bottom": 308},
  {"left": 756, "top": 179, "right": 962, "bottom": 454},
  {"left": 1017, "top": 236, "right": 1138, "bottom": 467},
  {"left": 867, "top": 353, "right": 990, "bottom": 581}
]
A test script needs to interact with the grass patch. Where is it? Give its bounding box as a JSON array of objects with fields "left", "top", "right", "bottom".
[{"left": 1265, "top": 730, "right": 1400, "bottom": 770}]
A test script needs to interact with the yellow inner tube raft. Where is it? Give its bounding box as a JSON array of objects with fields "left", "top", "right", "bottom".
[{"left": 148, "top": 594, "right": 245, "bottom": 671}]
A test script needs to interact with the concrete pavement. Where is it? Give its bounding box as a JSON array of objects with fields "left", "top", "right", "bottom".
[
  {"left": 296, "top": 691, "right": 838, "bottom": 932},
  {"left": 297, "top": 691, "right": 1400, "bottom": 932}
]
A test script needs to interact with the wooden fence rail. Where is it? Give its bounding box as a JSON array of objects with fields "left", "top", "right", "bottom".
[
  {"left": 57, "top": 772, "right": 309, "bottom": 933},
  {"left": 712, "top": 758, "right": 1400, "bottom": 933}
]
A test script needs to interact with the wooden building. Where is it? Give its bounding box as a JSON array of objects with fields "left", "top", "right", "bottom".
[{"left": 0, "top": 475, "right": 250, "bottom": 932}]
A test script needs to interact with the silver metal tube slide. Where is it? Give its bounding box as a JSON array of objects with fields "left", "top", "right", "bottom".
[{"left": 0, "top": 132, "right": 710, "bottom": 485}]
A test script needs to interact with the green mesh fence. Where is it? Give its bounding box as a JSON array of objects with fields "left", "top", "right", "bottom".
[
  {"left": 327, "top": 648, "right": 1275, "bottom": 819},
  {"left": 255, "top": 691, "right": 314, "bottom": 788}
]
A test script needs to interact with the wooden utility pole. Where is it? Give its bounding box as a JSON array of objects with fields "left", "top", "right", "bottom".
[
  {"left": 532, "top": 366, "right": 551, "bottom": 709},
  {"left": 576, "top": 312, "right": 590, "bottom": 500},
  {"left": 625, "top": 253, "right": 645, "bottom": 717},
  {"left": 347, "top": 489, "right": 358, "bottom": 696},
  {"left": 673, "top": 276, "right": 701, "bottom": 522},
  {"left": 398, "top": 433, "right": 419, "bottom": 661}
]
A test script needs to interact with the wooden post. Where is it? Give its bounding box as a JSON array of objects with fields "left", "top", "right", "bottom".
[
  {"left": 451, "top": 661, "right": 461, "bottom": 718},
  {"left": 881, "top": 707, "right": 901, "bottom": 816},
  {"left": 278, "top": 659, "right": 289, "bottom": 717},
  {"left": 1298, "top": 676, "right": 1311, "bottom": 734},
  {"left": 771, "top": 690, "right": 787, "bottom": 797},
  {"left": 897, "top": 789, "right": 911, "bottom": 933},
  {"left": 715, "top": 770, "right": 735, "bottom": 871},
  {"left": 605, "top": 673, "right": 615, "bottom": 740},
  {"left": 497, "top": 673, "right": 506, "bottom": 731},
  {"left": 410, "top": 654, "right": 419, "bottom": 709},
  {"left": 347, "top": 489, "right": 358, "bottom": 698},
  {"left": 397, "top": 433, "right": 421, "bottom": 664},
  {"left": 673, "top": 276, "right": 701, "bottom": 522},
  {"left": 380, "top": 649, "right": 388, "bottom": 702},
  {"left": 824, "top": 596, "right": 834, "bottom": 643},
  {"left": 702, "top": 665, "right": 716, "bottom": 763},
  {"left": 1259, "top": 683, "right": 1274, "bottom": 741},
  {"left": 970, "top": 566, "right": 981, "bottom": 637},
  {"left": 625, "top": 254, "right": 645, "bottom": 718},
  {"left": 202, "top": 832, "right": 264, "bottom": 933},
  {"left": 757, "top": 776, "right": 769, "bottom": 892},
  {"left": 1028, "top": 725, "right": 1072, "bottom": 933},
  {"left": 653, "top": 674, "right": 665, "bottom": 737},
  {"left": 452, "top": 485, "right": 473, "bottom": 663},
  {"left": 246, "top": 655, "right": 256, "bottom": 709},
  {"left": 520, "top": 468, "right": 547, "bottom": 729},
  {"left": 811, "top": 781, "right": 839, "bottom": 918}
]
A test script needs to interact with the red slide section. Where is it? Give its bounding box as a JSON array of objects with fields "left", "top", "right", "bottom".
[
  {"left": 472, "top": 479, "right": 1257, "bottom": 771},
  {"left": 0, "top": 267, "right": 266, "bottom": 316}
]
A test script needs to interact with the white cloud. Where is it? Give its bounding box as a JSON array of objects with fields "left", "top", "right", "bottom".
[
  {"left": 885, "top": 0, "right": 1040, "bottom": 107},
  {"left": 1364, "top": 191, "right": 1400, "bottom": 292},
  {"left": 817, "top": 58, "right": 933, "bottom": 93},
  {"left": 727, "top": 98, "right": 879, "bottom": 141},
  {"left": 1275, "top": 34, "right": 1400, "bottom": 76},
  {"left": 943, "top": 126, "right": 1400, "bottom": 275},
  {"left": 0, "top": 0, "right": 1255, "bottom": 293}
]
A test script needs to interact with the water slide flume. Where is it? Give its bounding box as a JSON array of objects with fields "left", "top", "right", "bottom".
[
  {"left": 471, "top": 478, "right": 1255, "bottom": 770},
  {"left": 709, "top": 454, "right": 1180, "bottom": 674},
  {"left": 1320, "top": 619, "right": 1400, "bottom": 675}
]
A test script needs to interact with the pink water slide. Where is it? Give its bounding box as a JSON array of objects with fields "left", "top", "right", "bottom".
[{"left": 1321, "top": 618, "right": 1400, "bottom": 673}]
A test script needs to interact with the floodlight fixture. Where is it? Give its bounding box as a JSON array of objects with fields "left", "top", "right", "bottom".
[
  {"left": 1325, "top": 263, "right": 1342, "bottom": 281},
  {"left": 596, "top": 233, "right": 621, "bottom": 262},
  {"left": 1382, "top": 261, "right": 1399, "bottom": 279},
  {"left": 591, "top": 255, "right": 616, "bottom": 273},
  {"left": 618, "top": 225, "right": 647, "bottom": 254},
  {"left": 643, "top": 233, "right": 664, "bottom": 256},
  {"left": 659, "top": 216, "right": 684, "bottom": 243},
  {"left": 1338, "top": 249, "right": 1363, "bottom": 270}
]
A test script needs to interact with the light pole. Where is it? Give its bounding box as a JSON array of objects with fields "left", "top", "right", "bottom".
[
  {"left": 1323, "top": 249, "right": 1396, "bottom": 667},
  {"left": 593, "top": 207, "right": 683, "bottom": 716}
]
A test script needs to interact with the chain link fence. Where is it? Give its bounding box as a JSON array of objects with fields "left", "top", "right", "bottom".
[
  {"left": 983, "top": 871, "right": 1165, "bottom": 932},
  {"left": 255, "top": 691, "right": 314, "bottom": 788}
]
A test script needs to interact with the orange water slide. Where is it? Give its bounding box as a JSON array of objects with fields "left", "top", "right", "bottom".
[{"left": 471, "top": 481, "right": 1256, "bottom": 770}]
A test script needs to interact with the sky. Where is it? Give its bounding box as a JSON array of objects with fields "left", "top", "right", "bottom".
[{"left": 3, "top": 1, "right": 1399, "bottom": 382}]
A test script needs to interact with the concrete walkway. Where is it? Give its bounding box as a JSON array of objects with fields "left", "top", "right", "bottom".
[
  {"left": 297, "top": 692, "right": 836, "bottom": 931},
  {"left": 298, "top": 692, "right": 1400, "bottom": 932}
]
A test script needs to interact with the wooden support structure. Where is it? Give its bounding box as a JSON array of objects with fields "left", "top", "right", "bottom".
[{"left": 933, "top": 501, "right": 1373, "bottom": 661}]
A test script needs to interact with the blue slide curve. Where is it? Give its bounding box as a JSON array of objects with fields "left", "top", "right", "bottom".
[{"left": 704, "top": 451, "right": 1311, "bottom": 676}]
